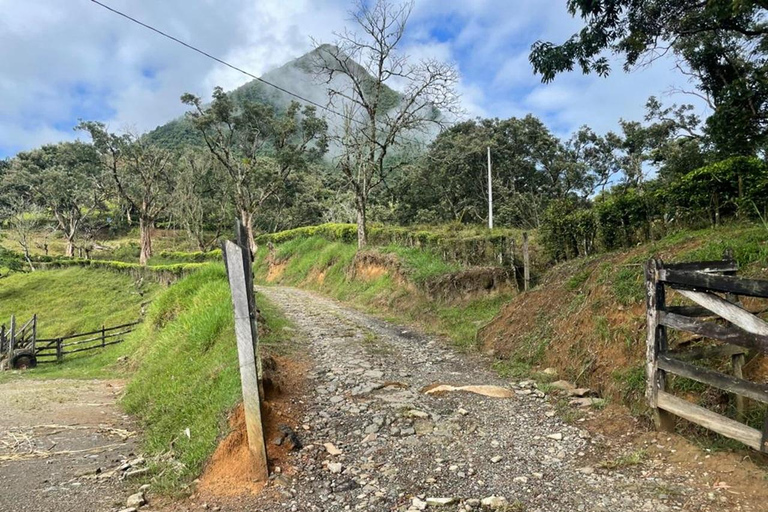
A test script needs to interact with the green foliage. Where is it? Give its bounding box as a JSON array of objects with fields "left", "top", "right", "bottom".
[
  {"left": 530, "top": 0, "right": 768, "bottom": 155},
  {"left": 540, "top": 199, "right": 597, "bottom": 261},
  {"left": 256, "top": 222, "right": 528, "bottom": 268},
  {"left": 668, "top": 156, "right": 768, "bottom": 224},
  {"left": 594, "top": 187, "right": 654, "bottom": 250}
]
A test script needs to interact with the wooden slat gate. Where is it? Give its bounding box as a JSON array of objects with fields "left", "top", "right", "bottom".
[{"left": 646, "top": 252, "right": 768, "bottom": 451}]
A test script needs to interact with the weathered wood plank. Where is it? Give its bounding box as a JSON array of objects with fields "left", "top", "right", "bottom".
[
  {"left": 676, "top": 289, "right": 768, "bottom": 336},
  {"left": 665, "top": 305, "right": 716, "bottom": 317},
  {"left": 223, "top": 240, "right": 268, "bottom": 481},
  {"left": 732, "top": 353, "right": 746, "bottom": 420},
  {"left": 661, "top": 269, "right": 768, "bottom": 298},
  {"left": 659, "top": 311, "right": 768, "bottom": 353},
  {"left": 657, "top": 354, "right": 768, "bottom": 404},
  {"left": 667, "top": 344, "right": 746, "bottom": 361},
  {"left": 662, "top": 261, "right": 739, "bottom": 273},
  {"left": 646, "top": 259, "right": 675, "bottom": 431},
  {"left": 657, "top": 391, "right": 763, "bottom": 450}
]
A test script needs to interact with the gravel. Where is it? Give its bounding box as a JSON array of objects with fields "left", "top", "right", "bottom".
[{"left": 232, "top": 285, "right": 731, "bottom": 512}]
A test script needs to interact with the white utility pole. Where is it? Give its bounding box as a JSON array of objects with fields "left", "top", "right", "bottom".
[{"left": 487, "top": 146, "right": 493, "bottom": 229}]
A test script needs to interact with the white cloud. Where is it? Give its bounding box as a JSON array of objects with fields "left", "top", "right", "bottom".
[{"left": 0, "top": 0, "right": 712, "bottom": 157}]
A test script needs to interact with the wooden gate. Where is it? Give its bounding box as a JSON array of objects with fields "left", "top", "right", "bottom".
[
  {"left": 645, "top": 252, "right": 768, "bottom": 451},
  {"left": 1, "top": 315, "right": 37, "bottom": 365}
]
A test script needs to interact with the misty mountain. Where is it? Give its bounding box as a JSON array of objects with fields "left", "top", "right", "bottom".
[{"left": 145, "top": 45, "right": 402, "bottom": 150}]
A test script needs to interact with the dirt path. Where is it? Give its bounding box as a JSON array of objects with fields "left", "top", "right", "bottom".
[
  {"left": 177, "top": 285, "right": 751, "bottom": 512},
  {"left": 0, "top": 379, "right": 143, "bottom": 512}
]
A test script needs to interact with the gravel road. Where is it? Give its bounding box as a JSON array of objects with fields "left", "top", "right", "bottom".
[
  {"left": 220, "top": 285, "right": 741, "bottom": 512},
  {"left": 0, "top": 379, "right": 142, "bottom": 512}
]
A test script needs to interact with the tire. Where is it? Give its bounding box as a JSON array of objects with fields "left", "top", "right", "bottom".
[{"left": 12, "top": 354, "right": 37, "bottom": 370}]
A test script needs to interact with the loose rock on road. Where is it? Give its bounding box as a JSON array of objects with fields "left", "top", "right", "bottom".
[{"left": 234, "top": 285, "right": 736, "bottom": 512}]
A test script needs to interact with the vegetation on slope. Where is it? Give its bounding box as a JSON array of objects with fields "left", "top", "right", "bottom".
[
  {"left": 480, "top": 224, "right": 768, "bottom": 436},
  {"left": 0, "top": 266, "right": 159, "bottom": 339},
  {"left": 254, "top": 235, "right": 514, "bottom": 350}
]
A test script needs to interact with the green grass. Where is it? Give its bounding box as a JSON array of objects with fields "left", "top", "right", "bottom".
[
  {"left": 255, "top": 235, "right": 511, "bottom": 350},
  {"left": 380, "top": 244, "right": 462, "bottom": 282},
  {"left": 0, "top": 267, "right": 159, "bottom": 339},
  {"left": 118, "top": 265, "right": 293, "bottom": 491}
]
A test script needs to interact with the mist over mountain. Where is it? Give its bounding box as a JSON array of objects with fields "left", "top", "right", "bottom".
[{"left": 145, "top": 45, "right": 403, "bottom": 150}]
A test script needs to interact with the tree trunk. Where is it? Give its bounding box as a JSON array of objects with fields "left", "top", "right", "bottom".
[
  {"left": 65, "top": 235, "right": 75, "bottom": 258},
  {"left": 356, "top": 193, "right": 368, "bottom": 249},
  {"left": 139, "top": 217, "right": 153, "bottom": 266},
  {"left": 240, "top": 209, "right": 257, "bottom": 255}
]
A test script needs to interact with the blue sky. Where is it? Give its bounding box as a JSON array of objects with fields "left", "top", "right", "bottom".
[{"left": 0, "top": 0, "right": 709, "bottom": 159}]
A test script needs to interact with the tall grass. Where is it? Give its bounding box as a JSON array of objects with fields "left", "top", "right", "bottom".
[{"left": 118, "top": 265, "right": 292, "bottom": 491}]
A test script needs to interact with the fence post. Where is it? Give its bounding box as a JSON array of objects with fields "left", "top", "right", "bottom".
[
  {"left": 9, "top": 315, "right": 16, "bottom": 359},
  {"left": 31, "top": 314, "right": 37, "bottom": 353},
  {"left": 510, "top": 238, "right": 519, "bottom": 292},
  {"left": 56, "top": 338, "right": 63, "bottom": 363},
  {"left": 645, "top": 258, "right": 675, "bottom": 431},
  {"left": 522, "top": 232, "right": 531, "bottom": 291},
  {"left": 101, "top": 325, "right": 106, "bottom": 348},
  {"left": 222, "top": 238, "right": 268, "bottom": 481}
]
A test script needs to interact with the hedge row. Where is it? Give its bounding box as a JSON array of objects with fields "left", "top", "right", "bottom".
[{"left": 36, "top": 259, "right": 210, "bottom": 285}]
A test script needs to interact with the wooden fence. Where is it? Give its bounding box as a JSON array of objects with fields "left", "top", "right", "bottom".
[
  {"left": 645, "top": 252, "right": 768, "bottom": 451},
  {"left": 34, "top": 321, "right": 139, "bottom": 364},
  {"left": 1, "top": 315, "right": 37, "bottom": 364}
]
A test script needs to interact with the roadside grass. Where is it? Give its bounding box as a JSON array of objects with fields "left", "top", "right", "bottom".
[
  {"left": 119, "top": 265, "right": 293, "bottom": 492},
  {"left": 255, "top": 235, "right": 511, "bottom": 350}
]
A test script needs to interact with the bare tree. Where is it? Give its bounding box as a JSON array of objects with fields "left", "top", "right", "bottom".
[
  {"left": 314, "top": 0, "right": 460, "bottom": 247},
  {"left": 7, "top": 201, "right": 41, "bottom": 271}
]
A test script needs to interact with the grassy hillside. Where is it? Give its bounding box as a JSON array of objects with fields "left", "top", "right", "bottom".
[
  {"left": 1, "top": 263, "right": 293, "bottom": 490},
  {"left": 480, "top": 224, "right": 768, "bottom": 434},
  {"left": 0, "top": 267, "right": 159, "bottom": 339},
  {"left": 120, "top": 265, "right": 294, "bottom": 490},
  {"left": 254, "top": 234, "right": 515, "bottom": 349}
]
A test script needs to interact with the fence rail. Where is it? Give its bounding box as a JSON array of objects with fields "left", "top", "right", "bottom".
[
  {"left": 35, "top": 321, "right": 139, "bottom": 364},
  {"left": 645, "top": 251, "right": 768, "bottom": 452}
]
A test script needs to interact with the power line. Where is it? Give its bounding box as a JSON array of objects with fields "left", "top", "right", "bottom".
[
  {"left": 89, "top": 0, "right": 430, "bottom": 148},
  {"left": 90, "top": 0, "right": 341, "bottom": 116}
]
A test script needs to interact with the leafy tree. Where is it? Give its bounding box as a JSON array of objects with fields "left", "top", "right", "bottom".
[
  {"left": 181, "top": 89, "right": 328, "bottom": 252},
  {"left": 78, "top": 122, "right": 178, "bottom": 265},
  {"left": 314, "top": 0, "right": 460, "bottom": 247},
  {"left": 396, "top": 116, "right": 581, "bottom": 228},
  {"left": 668, "top": 156, "right": 768, "bottom": 224},
  {"left": 5, "top": 142, "right": 105, "bottom": 257},
  {"left": 530, "top": 0, "right": 768, "bottom": 155}
]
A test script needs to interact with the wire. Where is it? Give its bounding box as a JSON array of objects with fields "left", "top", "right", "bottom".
[{"left": 89, "top": 0, "right": 430, "bottom": 147}]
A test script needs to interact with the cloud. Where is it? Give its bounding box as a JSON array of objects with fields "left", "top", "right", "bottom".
[{"left": 0, "top": 0, "right": 712, "bottom": 158}]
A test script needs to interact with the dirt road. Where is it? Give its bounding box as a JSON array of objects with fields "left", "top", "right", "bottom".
[
  {"left": 187, "top": 285, "right": 752, "bottom": 512},
  {"left": 0, "top": 379, "right": 143, "bottom": 512}
]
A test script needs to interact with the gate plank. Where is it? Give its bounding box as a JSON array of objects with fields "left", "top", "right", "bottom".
[
  {"left": 660, "top": 269, "right": 768, "bottom": 298},
  {"left": 657, "top": 391, "right": 763, "bottom": 450},
  {"left": 676, "top": 289, "right": 768, "bottom": 336},
  {"left": 660, "top": 311, "right": 768, "bottom": 353},
  {"left": 657, "top": 354, "right": 768, "bottom": 404}
]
